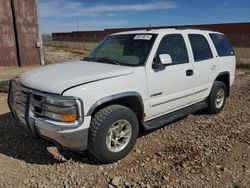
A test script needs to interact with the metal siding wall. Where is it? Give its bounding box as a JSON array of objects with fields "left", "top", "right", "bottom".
[
  {"left": 52, "top": 23, "right": 250, "bottom": 47},
  {"left": 0, "top": 0, "right": 18, "bottom": 66},
  {"left": 12, "top": 0, "right": 40, "bottom": 66}
]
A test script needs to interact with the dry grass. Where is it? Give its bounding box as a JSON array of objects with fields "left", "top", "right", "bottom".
[
  {"left": 0, "top": 46, "right": 90, "bottom": 93},
  {"left": 0, "top": 46, "right": 91, "bottom": 81},
  {"left": 44, "top": 46, "right": 90, "bottom": 64},
  {"left": 234, "top": 47, "right": 250, "bottom": 68}
]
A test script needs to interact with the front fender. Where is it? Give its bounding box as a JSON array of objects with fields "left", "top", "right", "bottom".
[
  {"left": 62, "top": 68, "right": 148, "bottom": 117},
  {"left": 86, "top": 91, "right": 144, "bottom": 116}
]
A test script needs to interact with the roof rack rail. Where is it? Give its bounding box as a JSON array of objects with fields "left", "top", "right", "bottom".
[
  {"left": 174, "top": 26, "right": 190, "bottom": 30},
  {"left": 175, "top": 26, "right": 219, "bottom": 32}
]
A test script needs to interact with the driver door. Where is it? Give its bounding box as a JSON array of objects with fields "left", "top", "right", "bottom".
[{"left": 146, "top": 33, "right": 194, "bottom": 120}]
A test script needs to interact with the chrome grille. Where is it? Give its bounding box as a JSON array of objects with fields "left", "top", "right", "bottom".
[
  {"left": 9, "top": 80, "right": 45, "bottom": 119},
  {"left": 9, "top": 79, "right": 83, "bottom": 126},
  {"left": 30, "top": 93, "right": 44, "bottom": 118},
  {"left": 9, "top": 80, "right": 29, "bottom": 125}
]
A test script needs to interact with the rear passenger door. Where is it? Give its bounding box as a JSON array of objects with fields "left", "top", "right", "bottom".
[{"left": 188, "top": 34, "right": 217, "bottom": 102}]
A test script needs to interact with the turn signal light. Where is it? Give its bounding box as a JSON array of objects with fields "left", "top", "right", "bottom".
[{"left": 62, "top": 114, "right": 78, "bottom": 122}]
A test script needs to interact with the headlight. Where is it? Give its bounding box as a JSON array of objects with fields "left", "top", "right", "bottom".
[
  {"left": 44, "top": 97, "right": 77, "bottom": 107},
  {"left": 43, "top": 103, "right": 78, "bottom": 122},
  {"left": 31, "top": 94, "right": 83, "bottom": 123}
]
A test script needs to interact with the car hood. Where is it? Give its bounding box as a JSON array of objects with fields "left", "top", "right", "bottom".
[{"left": 19, "top": 61, "right": 134, "bottom": 94}]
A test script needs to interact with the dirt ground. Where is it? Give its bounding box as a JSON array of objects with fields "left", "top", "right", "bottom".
[
  {"left": 234, "top": 47, "right": 250, "bottom": 67},
  {"left": 0, "top": 46, "right": 249, "bottom": 187}
]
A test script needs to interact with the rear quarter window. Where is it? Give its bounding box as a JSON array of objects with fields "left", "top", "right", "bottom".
[{"left": 209, "top": 33, "right": 234, "bottom": 57}]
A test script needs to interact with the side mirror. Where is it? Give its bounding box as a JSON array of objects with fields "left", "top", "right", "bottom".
[
  {"left": 152, "top": 54, "right": 172, "bottom": 69},
  {"left": 159, "top": 54, "right": 172, "bottom": 65}
]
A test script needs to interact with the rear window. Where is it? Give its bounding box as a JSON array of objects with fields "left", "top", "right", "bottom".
[
  {"left": 209, "top": 33, "right": 234, "bottom": 57},
  {"left": 188, "top": 34, "right": 213, "bottom": 62}
]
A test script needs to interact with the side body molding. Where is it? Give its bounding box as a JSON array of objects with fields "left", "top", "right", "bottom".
[{"left": 87, "top": 91, "right": 144, "bottom": 116}]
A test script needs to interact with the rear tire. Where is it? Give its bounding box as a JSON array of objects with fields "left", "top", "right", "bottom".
[
  {"left": 206, "top": 81, "right": 227, "bottom": 114},
  {"left": 88, "top": 105, "right": 139, "bottom": 163}
]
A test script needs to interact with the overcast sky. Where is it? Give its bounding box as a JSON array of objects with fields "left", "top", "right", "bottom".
[{"left": 39, "top": 0, "right": 250, "bottom": 34}]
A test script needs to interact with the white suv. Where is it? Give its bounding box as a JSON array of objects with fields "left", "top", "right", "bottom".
[{"left": 8, "top": 29, "right": 236, "bottom": 163}]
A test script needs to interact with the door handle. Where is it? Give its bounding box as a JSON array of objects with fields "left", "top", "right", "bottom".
[{"left": 186, "top": 69, "right": 193, "bottom": 76}]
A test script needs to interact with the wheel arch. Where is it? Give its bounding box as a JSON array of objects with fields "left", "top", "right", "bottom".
[
  {"left": 214, "top": 71, "right": 230, "bottom": 97},
  {"left": 87, "top": 92, "right": 144, "bottom": 124}
]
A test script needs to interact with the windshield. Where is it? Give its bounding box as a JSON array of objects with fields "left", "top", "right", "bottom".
[{"left": 84, "top": 34, "right": 157, "bottom": 66}]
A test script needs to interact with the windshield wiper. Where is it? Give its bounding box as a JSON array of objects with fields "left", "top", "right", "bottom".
[
  {"left": 96, "top": 57, "right": 122, "bottom": 65},
  {"left": 82, "top": 56, "right": 96, "bottom": 62}
]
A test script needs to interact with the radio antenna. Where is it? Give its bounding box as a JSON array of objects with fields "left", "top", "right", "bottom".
[{"left": 147, "top": 24, "right": 151, "bottom": 31}]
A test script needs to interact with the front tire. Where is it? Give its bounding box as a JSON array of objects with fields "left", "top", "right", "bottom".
[
  {"left": 206, "top": 81, "right": 227, "bottom": 114},
  {"left": 88, "top": 105, "right": 139, "bottom": 163}
]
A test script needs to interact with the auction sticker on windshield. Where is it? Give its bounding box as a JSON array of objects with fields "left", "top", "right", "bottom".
[{"left": 134, "top": 35, "right": 152, "bottom": 40}]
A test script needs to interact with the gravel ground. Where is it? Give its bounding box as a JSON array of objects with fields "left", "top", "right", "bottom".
[{"left": 0, "top": 47, "right": 249, "bottom": 187}]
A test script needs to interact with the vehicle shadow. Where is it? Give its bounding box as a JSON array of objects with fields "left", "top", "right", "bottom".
[
  {"left": 0, "top": 112, "right": 99, "bottom": 165},
  {"left": 0, "top": 110, "right": 208, "bottom": 165}
]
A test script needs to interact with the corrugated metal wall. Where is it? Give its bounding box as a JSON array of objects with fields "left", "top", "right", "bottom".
[
  {"left": 12, "top": 0, "right": 40, "bottom": 66},
  {"left": 52, "top": 22, "right": 250, "bottom": 47},
  {"left": 0, "top": 0, "right": 18, "bottom": 66},
  {"left": 0, "top": 0, "right": 41, "bottom": 67}
]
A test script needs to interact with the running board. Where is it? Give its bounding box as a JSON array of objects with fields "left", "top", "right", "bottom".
[{"left": 143, "top": 101, "right": 208, "bottom": 131}]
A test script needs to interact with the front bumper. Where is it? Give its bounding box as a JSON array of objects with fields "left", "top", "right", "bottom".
[
  {"left": 8, "top": 79, "right": 91, "bottom": 151},
  {"left": 35, "top": 116, "right": 91, "bottom": 151}
]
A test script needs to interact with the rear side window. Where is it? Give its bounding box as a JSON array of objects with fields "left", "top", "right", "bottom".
[
  {"left": 209, "top": 33, "right": 234, "bottom": 57},
  {"left": 189, "top": 34, "right": 213, "bottom": 62},
  {"left": 156, "top": 34, "right": 189, "bottom": 65}
]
